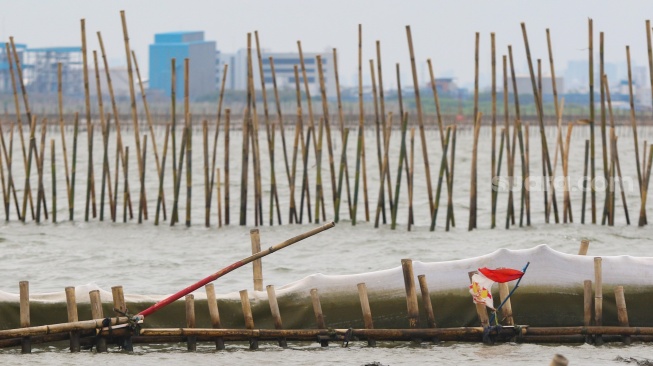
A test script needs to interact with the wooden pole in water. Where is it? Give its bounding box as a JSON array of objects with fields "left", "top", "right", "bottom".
[
  {"left": 98, "top": 31, "right": 130, "bottom": 221},
  {"left": 138, "top": 135, "right": 148, "bottom": 224},
  {"left": 370, "top": 59, "right": 386, "bottom": 224},
  {"left": 310, "top": 288, "right": 328, "bottom": 347},
  {"left": 353, "top": 24, "right": 364, "bottom": 226},
  {"left": 6, "top": 42, "right": 33, "bottom": 221},
  {"left": 185, "top": 64, "right": 193, "bottom": 228},
  {"left": 185, "top": 295, "right": 196, "bottom": 351},
  {"left": 490, "top": 33, "right": 498, "bottom": 229},
  {"left": 498, "top": 282, "right": 514, "bottom": 325},
  {"left": 269, "top": 58, "right": 293, "bottom": 220},
  {"left": 417, "top": 275, "right": 436, "bottom": 329},
  {"left": 21, "top": 117, "right": 37, "bottom": 222},
  {"left": 240, "top": 290, "right": 258, "bottom": 349},
  {"left": 64, "top": 287, "right": 80, "bottom": 352},
  {"left": 639, "top": 144, "right": 653, "bottom": 226},
  {"left": 469, "top": 113, "right": 482, "bottom": 231},
  {"left": 217, "top": 168, "right": 222, "bottom": 228},
  {"left": 357, "top": 283, "right": 376, "bottom": 347},
  {"left": 121, "top": 11, "right": 147, "bottom": 220},
  {"left": 266, "top": 285, "right": 287, "bottom": 348},
  {"left": 56, "top": 63, "right": 71, "bottom": 221},
  {"left": 224, "top": 109, "right": 231, "bottom": 225},
  {"left": 522, "top": 24, "right": 559, "bottom": 224},
  {"left": 408, "top": 128, "right": 415, "bottom": 230},
  {"left": 170, "top": 126, "right": 188, "bottom": 226},
  {"left": 334, "top": 48, "right": 354, "bottom": 220},
  {"left": 133, "top": 50, "right": 165, "bottom": 221},
  {"left": 377, "top": 43, "right": 394, "bottom": 216},
  {"left": 446, "top": 125, "right": 456, "bottom": 230},
  {"left": 203, "top": 120, "right": 210, "bottom": 226},
  {"left": 208, "top": 65, "right": 228, "bottom": 226},
  {"left": 89, "top": 290, "right": 107, "bottom": 352},
  {"left": 401, "top": 259, "right": 419, "bottom": 329},
  {"left": 374, "top": 114, "right": 393, "bottom": 228},
  {"left": 391, "top": 112, "right": 409, "bottom": 230},
  {"left": 335, "top": 129, "right": 350, "bottom": 223},
  {"left": 84, "top": 124, "right": 94, "bottom": 222},
  {"left": 170, "top": 58, "right": 178, "bottom": 222},
  {"left": 431, "top": 126, "right": 452, "bottom": 231},
  {"left": 155, "top": 124, "right": 171, "bottom": 226},
  {"left": 19, "top": 281, "right": 30, "bottom": 353},
  {"left": 614, "top": 285, "right": 631, "bottom": 345},
  {"left": 594, "top": 257, "right": 603, "bottom": 345},
  {"left": 0, "top": 122, "right": 20, "bottom": 220},
  {"left": 250, "top": 229, "right": 263, "bottom": 291},
  {"left": 563, "top": 123, "right": 574, "bottom": 223},
  {"left": 506, "top": 49, "right": 518, "bottom": 227},
  {"left": 582, "top": 140, "right": 590, "bottom": 224},
  {"left": 317, "top": 56, "right": 337, "bottom": 216},
  {"left": 589, "top": 19, "right": 597, "bottom": 224},
  {"left": 123, "top": 146, "right": 130, "bottom": 222},
  {"left": 205, "top": 283, "right": 225, "bottom": 350},
  {"left": 93, "top": 51, "right": 113, "bottom": 222},
  {"left": 314, "top": 117, "right": 325, "bottom": 223},
  {"left": 626, "top": 46, "right": 643, "bottom": 209},
  {"left": 80, "top": 19, "right": 97, "bottom": 220},
  {"left": 579, "top": 239, "right": 590, "bottom": 255},
  {"left": 406, "top": 26, "right": 434, "bottom": 220},
  {"left": 51, "top": 140, "right": 56, "bottom": 223}
]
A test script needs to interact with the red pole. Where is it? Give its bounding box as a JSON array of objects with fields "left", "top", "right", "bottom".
[{"left": 137, "top": 222, "right": 335, "bottom": 318}]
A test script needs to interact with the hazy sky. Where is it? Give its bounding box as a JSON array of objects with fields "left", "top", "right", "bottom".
[{"left": 3, "top": 0, "right": 653, "bottom": 88}]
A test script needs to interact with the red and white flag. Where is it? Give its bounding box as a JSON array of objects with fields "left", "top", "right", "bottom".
[
  {"left": 469, "top": 273, "right": 495, "bottom": 309},
  {"left": 478, "top": 267, "right": 524, "bottom": 283}
]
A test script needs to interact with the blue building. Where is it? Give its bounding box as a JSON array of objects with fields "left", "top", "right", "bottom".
[{"left": 149, "top": 31, "right": 216, "bottom": 98}]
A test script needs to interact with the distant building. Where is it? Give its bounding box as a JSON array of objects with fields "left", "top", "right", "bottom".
[
  {"left": 149, "top": 31, "right": 217, "bottom": 98},
  {"left": 0, "top": 44, "right": 83, "bottom": 95},
  {"left": 219, "top": 49, "right": 337, "bottom": 98},
  {"left": 506, "top": 75, "right": 565, "bottom": 96},
  {"left": 428, "top": 77, "right": 457, "bottom": 95}
]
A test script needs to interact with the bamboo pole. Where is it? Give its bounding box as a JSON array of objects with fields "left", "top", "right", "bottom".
[
  {"left": 317, "top": 56, "right": 337, "bottom": 216},
  {"left": 582, "top": 140, "right": 590, "bottom": 224},
  {"left": 80, "top": 19, "right": 97, "bottom": 220},
  {"left": 353, "top": 24, "right": 364, "bottom": 226},
  {"left": 299, "top": 125, "right": 313, "bottom": 224},
  {"left": 208, "top": 64, "right": 228, "bottom": 226},
  {"left": 417, "top": 275, "right": 436, "bottom": 329},
  {"left": 589, "top": 19, "right": 597, "bottom": 224},
  {"left": 20, "top": 280, "right": 30, "bottom": 353},
  {"left": 310, "top": 288, "right": 328, "bottom": 347},
  {"left": 170, "top": 126, "right": 188, "bottom": 226},
  {"left": 138, "top": 221, "right": 335, "bottom": 318},
  {"left": 170, "top": 58, "right": 178, "bottom": 222},
  {"left": 333, "top": 48, "right": 354, "bottom": 220},
  {"left": 185, "top": 295, "right": 196, "bottom": 351},
  {"left": 594, "top": 257, "right": 603, "bottom": 345},
  {"left": 0, "top": 315, "right": 130, "bottom": 341},
  {"left": 599, "top": 33, "right": 608, "bottom": 196},
  {"left": 138, "top": 135, "right": 148, "bottom": 224},
  {"left": 224, "top": 109, "right": 231, "bottom": 225},
  {"left": 563, "top": 123, "right": 574, "bottom": 223},
  {"left": 315, "top": 117, "right": 325, "bottom": 223},
  {"left": 391, "top": 112, "right": 409, "bottom": 230},
  {"left": 431, "top": 127, "right": 452, "bottom": 231},
  {"left": 239, "top": 88, "right": 251, "bottom": 226},
  {"left": 639, "top": 144, "right": 653, "bottom": 227},
  {"left": 93, "top": 51, "right": 114, "bottom": 222},
  {"left": 0, "top": 121, "right": 20, "bottom": 220},
  {"left": 84, "top": 124, "right": 94, "bottom": 222},
  {"left": 266, "top": 285, "right": 287, "bottom": 348},
  {"left": 626, "top": 46, "right": 643, "bottom": 209},
  {"left": 408, "top": 128, "right": 415, "bottom": 230},
  {"left": 97, "top": 31, "right": 130, "bottom": 221},
  {"left": 64, "top": 287, "right": 80, "bottom": 352},
  {"left": 357, "top": 283, "right": 376, "bottom": 347},
  {"left": 155, "top": 124, "right": 171, "bottom": 226},
  {"left": 401, "top": 259, "right": 419, "bottom": 329},
  {"left": 377, "top": 42, "right": 394, "bottom": 216},
  {"left": 89, "top": 290, "right": 107, "bottom": 352},
  {"left": 250, "top": 229, "right": 263, "bottom": 291},
  {"left": 335, "top": 129, "right": 350, "bottom": 223},
  {"left": 579, "top": 239, "right": 590, "bottom": 255},
  {"left": 614, "top": 286, "right": 631, "bottom": 344},
  {"left": 254, "top": 32, "right": 279, "bottom": 226},
  {"left": 8, "top": 40, "right": 36, "bottom": 221},
  {"left": 21, "top": 117, "right": 37, "bottom": 222},
  {"left": 406, "top": 26, "right": 434, "bottom": 219},
  {"left": 185, "top": 67, "right": 193, "bottom": 227},
  {"left": 133, "top": 50, "right": 165, "bottom": 221},
  {"left": 123, "top": 146, "right": 129, "bottom": 222},
  {"left": 521, "top": 23, "right": 558, "bottom": 225},
  {"left": 203, "top": 120, "right": 210, "bottom": 226},
  {"left": 491, "top": 33, "right": 497, "bottom": 229},
  {"left": 205, "top": 283, "right": 225, "bottom": 350},
  {"left": 240, "top": 290, "right": 258, "bottom": 349},
  {"left": 269, "top": 58, "right": 293, "bottom": 220},
  {"left": 506, "top": 49, "right": 518, "bottom": 227},
  {"left": 121, "top": 11, "right": 147, "bottom": 220},
  {"left": 217, "top": 168, "right": 223, "bottom": 228},
  {"left": 56, "top": 63, "right": 71, "bottom": 221},
  {"left": 369, "top": 59, "right": 386, "bottom": 224},
  {"left": 35, "top": 118, "right": 47, "bottom": 223},
  {"left": 51, "top": 140, "right": 56, "bottom": 223},
  {"left": 469, "top": 113, "right": 482, "bottom": 231},
  {"left": 498, "top": 282, "right": 514, "bottom": 325}
]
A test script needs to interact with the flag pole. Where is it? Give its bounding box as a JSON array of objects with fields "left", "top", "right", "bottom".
[
  {"left": 137, "top": 222, "right": 335, "bottom": 319},
  {"left": 490, "top": 262, "right": 530, "bottom": 325}
]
